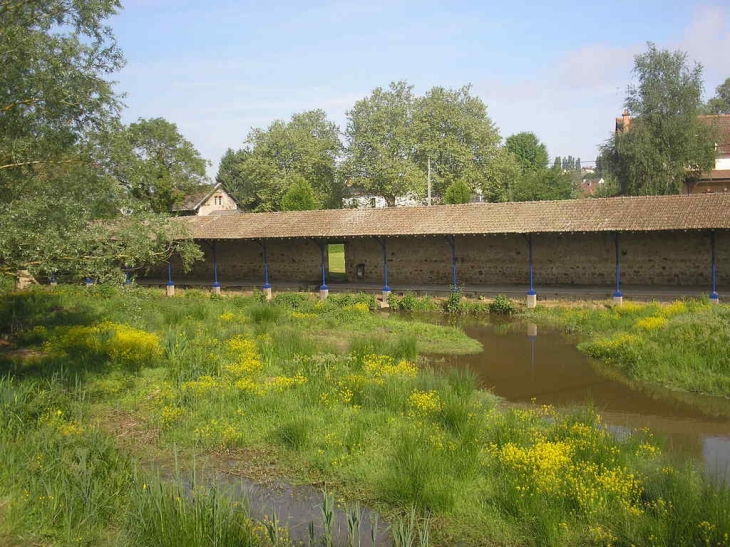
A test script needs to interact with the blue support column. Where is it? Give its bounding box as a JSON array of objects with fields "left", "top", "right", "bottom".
[
  {"left": 611, "top": 232, "right": 623, "bottom": 304},
  {"left": 50, "top": 272, "right": 57, "bottom": 287},
  {"left": 124, "top": 271, "right": 132, "bottom": 286},
  {"left": 256, "top": 239, "right": 272, "bottom": 300},
  {"left": 445, "top": 235, "right": 458, "bottom": 291},
  {"left": 711, "top": 230, "right": 719, "bottom": 303},
  {"left": 375, "top": 237, "right": 391, "bottom": 307},
  {"left": 376, "top": 237, "right": 391, "bottom": 292},
  {"left": 318, "top": 239, "right": 329, "bottom": 298},
  {"left": 84, "top": 277, "right": 94, "bottom": 287},
  {"left": 165, "top": 262, "right": 175, "bottom": 296},
  {"left": 211, "top": 241, "right": 221, "bottom": 293},
  {"left": 524, "top": 234, "right": 537, "bottom": 308}
]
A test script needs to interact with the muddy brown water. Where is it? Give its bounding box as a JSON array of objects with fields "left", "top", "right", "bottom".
[{"left": 429, "top": 320, "right": 730, "bottom": 480}]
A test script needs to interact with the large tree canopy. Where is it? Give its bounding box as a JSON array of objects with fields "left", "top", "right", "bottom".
[
  {"left": 505, "top": 132, "right": 549, "bottom": 173},
  {"left": 101, "top": 117, "right": 209, "bottom": 213},
  {"left": 216, "top": 110, "right": 341, "bottom": 211},
  {"left": 343, "top": 81, "right": 507, "bottom": 206},
  {"left": 342, "top": 81, "right": 421, "bottom": 207},
  {"left": 0, "top": 0, "right": 201, "bottom": 281},
  {"left": 601, "top": 43, "right": 716, "bottom": 195}
]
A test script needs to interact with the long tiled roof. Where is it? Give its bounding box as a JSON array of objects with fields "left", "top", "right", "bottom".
[{"left": 178, "top": 194, "right": 730, "bottom": 240}]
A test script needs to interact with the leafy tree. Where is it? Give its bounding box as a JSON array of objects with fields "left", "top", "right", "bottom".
[
  {"left": 601, "top": 43, "right": 716, "bottom": 195},
  {"left": 102, "top": 118, "right": 209, "bottom": 213},
  {"left": 511, "top": 166, "right": 575, "bottom": 202},
  {"left": 0, "top": 0, "right": 201, "bottom": 281},
  {"left": 217, "top": 110, "right": 341, "bottom": 211},
  {"left": 575, "top": 158, "right": 581, "bottom": 171},
  {"left": 505, "top": 132, "right": 549, "bottom": 172},
  {"left": 342, "top": 81, "right": 421, "bottom": 207},
  {"left": 443, "top": 180, "right": 473, "bottom": 204},
  {"left": 413, "top": 85, "right": 501, "bottom": 197},
  {"left": 281, "top": 175, "right": 318, "bottom": 211},
  {"left": 480, "top": 147, "right": 521, "bottom": 202},
  {"left": 705, "top": 78, "right": 730, "bottom": 114},
  {"left": 553, "top": 156, "right": 561, "bottom": 169}
]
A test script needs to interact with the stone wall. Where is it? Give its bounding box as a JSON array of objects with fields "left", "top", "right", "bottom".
[
  {"left": 145, "top": 230, "right": 728, "bottom": 289},
  {"left": 155, "top": 239, "right": 323, "bottom": 284},
  {"left": 344, "top": 231, "right": 729, "bottom": 287}
]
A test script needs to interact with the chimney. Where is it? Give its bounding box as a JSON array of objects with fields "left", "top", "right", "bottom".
[{"left": 622, "top": 109, "right": 631, "bottom": 131}]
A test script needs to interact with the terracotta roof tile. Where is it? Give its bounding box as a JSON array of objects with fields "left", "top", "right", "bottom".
[{"left": 177, "top": 194, "right": 730, "bottom": 240}]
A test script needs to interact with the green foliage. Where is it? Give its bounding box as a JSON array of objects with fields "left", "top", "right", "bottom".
[
  {"left": 389, "top": 293, "right": 440, "bottom": 312},
  {"left": 704, "top": 77, "right": 730, "bottom": 114},
  {"left": 488, "top": 294, "right": 516, "bottom": 315},
  {"left": 343, "top": 81, "right": 422, "bottom": 207},
  {"left": 505, "top": 132, "right": 549, "bottom": 172},
  {"left": 101, "top": 117, "right": 209, "bottom": 213},
  {"left": 413, "top": 85, "right": 502, "bottom": 198},
  {"left": 217, "top": 110, "right": 341, "bottom": 211},
  {"left": 0, "top": 1, "right": 202, "bottom": 281},
  {"left": 280, "top": 174, "right": 318, "bottom": 211},
  {"left": 601, "top": 43, "right": 716, "bottom": 195},
  {"left": 344, "top": 82, "right": 506, "bottom": 206},
  {"left": 443, "top": 180, "right": 473, "bottom": 204},
  {"left": 510, "top": 165, "right": 576, "bottom": 202},
  {"left": 531, "top": 300, "right": 730, "bottom": 396},
  {"left": 444, "top": 290, "right": 462, "bottom": 313}
]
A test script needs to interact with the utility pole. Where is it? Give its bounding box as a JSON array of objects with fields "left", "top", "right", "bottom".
[{"left": 427, "top": 157, "right": 432, "bottom": 206}]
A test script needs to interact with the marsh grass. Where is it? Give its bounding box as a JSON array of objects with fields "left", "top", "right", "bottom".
[
  {"left": 531, "top": 299, "right": 730, "bottom": 396},
  {"left": 2, "top": 287, "right": 730, "bottom": 546}
]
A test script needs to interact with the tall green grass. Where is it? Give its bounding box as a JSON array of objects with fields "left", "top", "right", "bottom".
[{"left": 530, "top": 300, "right": 730, "bottom": 396}]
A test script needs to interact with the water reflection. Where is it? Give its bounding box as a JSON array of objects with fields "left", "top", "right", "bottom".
[{"left": 430, "top": 319, "right": 730, "bottom": 475}]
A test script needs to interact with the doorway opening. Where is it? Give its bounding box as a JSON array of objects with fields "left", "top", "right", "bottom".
[{"left": 327, "top": 243, "right": 347, "bottom": 282}]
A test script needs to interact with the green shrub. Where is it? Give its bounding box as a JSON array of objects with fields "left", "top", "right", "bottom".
[
  {"left": 444, "top": 290, "right": 462, "bottom": 314},
  {"left": 274, "top": 418, "right": 311, "bottom": 450},
  {"left": 273, "top": 292, "right": 313, "bottom": 309},
  {"left": 488, "top": 294, "right": 516, "bottom": 315}
]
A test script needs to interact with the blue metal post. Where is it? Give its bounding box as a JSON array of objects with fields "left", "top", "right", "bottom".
[
  {"left": 212, "top": 241, "right": 220, "bottom": 289},
  {"left": 527, "top": 235, "right": 535, "bottom": 296},
  {"left": 711, "top": 230, "right": 719, "bottom": 301},
  {"left": 445, "top": 236, "right": 458, "bottom": 291},
  {"left": 319, "top": 239, "right": 328, "bottom": 291},
  {"left": 376, "top": 237, "right": 391, "bottom": 292},
  {"left": 84, "top": 277, "right": 93, "bottom": 286},
  {"left": 124, "top": 271, "right": 132, "bottom": 286},
  {"left": 262, "top": 240, "right": 271, "bottom": 290},
  {"left": 166, "top": 262, "right": 174, "bottom": 287},
  {"left": 612, "top": 232, "right": 622, "bottom": 298}
]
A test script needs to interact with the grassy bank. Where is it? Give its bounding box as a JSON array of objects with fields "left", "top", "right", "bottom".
[
  {"left": 1, "top": 287, "right": 729, "bottom": 546},
  {"left": 529, "top": 299, "right": 730, "bottom": 397}
]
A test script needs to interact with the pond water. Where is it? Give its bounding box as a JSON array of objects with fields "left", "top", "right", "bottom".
[{"left": 429, "top": 320, "right": 730, "bottom": 479}]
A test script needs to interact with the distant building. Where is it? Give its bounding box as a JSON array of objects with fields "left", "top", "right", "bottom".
[
  {"left": 687, "top": 115, "right": 730, "bottom": 194},
  {"left": 172, "top": 183, "right": 239, "bottom": 216}
]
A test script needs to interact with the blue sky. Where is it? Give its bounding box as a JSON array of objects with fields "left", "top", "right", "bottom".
[{"left": 111, "top": 0, "right": 730, "bottom": 176}]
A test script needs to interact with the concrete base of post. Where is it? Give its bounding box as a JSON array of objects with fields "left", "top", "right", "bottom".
[
  {"left": 49, "top": 280, "right": 57, "bottom": 287},
  {"left": 613, "top": 295, "right": 624, "bottom": 306},
  {"left": 263, "top": 287, "right": 272, "bottom": 301},
  {"left": 379, "top": 290, "right": 391, "bottom": 309},
  {"left": 211, "top": 284, "right": 221, "bottom": 295},
  {"left": 526, "top": 292, "right": 537, "bottom": 309},
  {"left": 84, "top": 278, "right": 94, "bottom": 287},
  {"left": 319, "top": 288, "right": 329, "bottom": 300},
  {"left": 15, "top": 270, "right": 35, "bottom": 290},
  {"left": 166, "top": 284, "right": 175, "bottom": 297},
  {"left": 710, "top": 293, "right": 720, "bottom": 304}
]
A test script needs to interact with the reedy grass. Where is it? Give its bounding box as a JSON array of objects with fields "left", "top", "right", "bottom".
[
  {"left": 529, "top": 299, "right": 730, "bottom": 396},
  {"left": 1, "top": 288, "right": 730, "bottom": 546}
]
